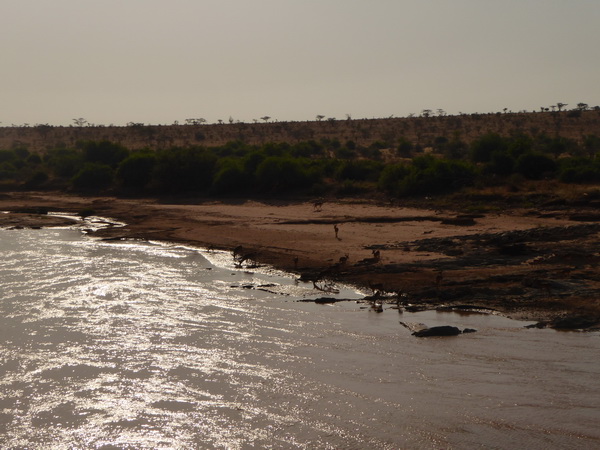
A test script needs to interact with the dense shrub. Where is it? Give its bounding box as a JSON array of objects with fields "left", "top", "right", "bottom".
[
  {"left": 558, "top": 157, "right": 600, "bottom": 183},
  {"left": 0, "top": 150, "right": 16, "bottom": 163},
  {"left": 45, "top": 148, "right": 84, "bottom": 178},
  {"left": 380, "top": 155, "right": 476, "bottom": 197},
  {"left": 484, "top": 152, "right": 515, "bottom": 176},
  {"left": 116, "top": 152, "right": 156, "bottom": 188},
  {"left": 0, "top": 162, "right": 17, "bottom": 181},
  {"left": 515, "top": 153, "right": 557, "bottom": 179},
  {"left": 336, "top": 180, "right": 370, "bottom": 197},
  {"left": 255, "top": 156, "right": 315, "bottom": 192},
  {"left": 81, "top": 140, "right": 129, "bottom": 168},
  {"left": 583, "top": 135, "right": 600, "bottom": 157},
  {"left": 334, "top": 160, "right": 383, "bottom": 182},
  {"left": 470, "top": 133, "right": 507, "bottom": 163},
  {"left": 23, "top": 171, "right": 49, "bottom": 188},
  {"left": 153, "top": 147, "right": 216, "bottom": 192},
  {"left": 378, "top": 163, "right": 411, "bottom": 195},
  {"left": 290, "top": 140, "right": 324, "bottom": 158},
  {"left": 399, "top": 159, "right": 477, "bottom": 196},
  {"left": 71, "top": 163, "right": 114, "bottom": 190},
  {"left": 334, "top": 147, "right": 357, "bottom": 159},
  {"left": 211, "top": 158, "right": 252, "bottom": 194},
  {"left": 507, "top": 134, "right": 533, "bottom": 159},
  {"left": 397, "top": 138, "right": 413, "bottom": 157}
]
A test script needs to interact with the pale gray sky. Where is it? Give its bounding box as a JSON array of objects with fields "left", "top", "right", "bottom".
[{"left": 1, "top": 1, "right": 599, "bottom": 126}]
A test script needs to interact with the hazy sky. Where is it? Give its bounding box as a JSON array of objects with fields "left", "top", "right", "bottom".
[{"left": 2, "top": 1, "right": 599, "bottom": 126}]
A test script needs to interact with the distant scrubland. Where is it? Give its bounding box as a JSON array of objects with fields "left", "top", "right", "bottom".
[{"left": 1, "top": 109, "right": 599, "bottom": 201}]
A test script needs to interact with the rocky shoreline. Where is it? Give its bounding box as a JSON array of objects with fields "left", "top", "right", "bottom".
[{"left": 2, "top": 191, "right": 599, "bottom": 330}]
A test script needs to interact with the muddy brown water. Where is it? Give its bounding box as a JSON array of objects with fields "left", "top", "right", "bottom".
[{"left": 1, "top": 227, "right": 599, "bottom": 448}]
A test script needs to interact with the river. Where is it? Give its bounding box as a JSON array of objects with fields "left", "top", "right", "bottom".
[{"left": 0, "top": 226, "right": 599, "bottom": 449}]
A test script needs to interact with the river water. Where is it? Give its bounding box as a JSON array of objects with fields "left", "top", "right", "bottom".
[{"left": 0, "top": 226, "right": 599, "bottom": 449}]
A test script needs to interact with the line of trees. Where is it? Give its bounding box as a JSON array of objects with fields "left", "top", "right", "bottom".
[{"left": 0, "top": 132, "right": 599, "bottom": 198}]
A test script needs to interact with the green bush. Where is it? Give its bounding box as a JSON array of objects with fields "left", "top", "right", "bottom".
[
  {"left": 484, "top": 152, "right": 515, "bottom": 176},
  {"left": 334, "top": 160, "right": 383, "bottom": 182},
  {"left": 27, "top": 154, "right": 42, "bottom": 166},
  {"left": 404, "top": 159, "right": 477, "bottom": 196},
  {"left": 381, "top": 157, "right": 477, "bottom": 197},
  {"left": 470, "top": 133, "right": 507, "bottom": 163},
  {"left": 290, "top": 141, "right": 324, "bottom": 158},
  {"left": 255, "top": 156, "right": 315, "bottom": 192},
  {"left": 534, "top": 135, "right": 578, "bottom": 158},
  {"left": 336, "top": 180, "right": 370, "bottom": 197},
  {"left": 505, "top": 134, "right": 533, "bottom": 159},
  {"left": 211, "top": 159, "right": 252, "bottom": 194},
  {"left": 116, "top": 152, "right": 156, "bottom": 188},
  {"left": 558, "top": 157, "right": 600, "bottom": 183},
  {"left": 81, "top": 140, "right": 129, "bottom": 168},
  {"left": 0, "top": 150, "right": 16, "bottom": 163},
  {"left": 515, "top": 153, "right": 557, "bottom": 179},
  {"left": 378, "top": 163, "right": 411, "bottom": 195},
  {"left": 0, "top": 162, "right": 17, "bottom": 181},
  {"left": 23, "top": 171, "right": 49, "bottom": 188},
  {"left": 397, "top": 138, "right": 413, "bottom": 157},
  {"left": 44, "top": 148, "right": 84, "bottom": 178},
  {"left": 334, "top": 147, "right": 357, "bottom": 159},
  {"left": 71, "top": 163, "right": 114, "bottom": 190},
  {"left": 154, "top": 147, "right": 216, "bottom": 192}
]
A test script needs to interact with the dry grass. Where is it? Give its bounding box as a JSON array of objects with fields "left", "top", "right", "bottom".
[{"left": 2, "top": 110, "right": 599, "bottom": 153}]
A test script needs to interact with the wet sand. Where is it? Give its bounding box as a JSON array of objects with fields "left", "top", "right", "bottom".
[{"left": 1, "top": 191, "right": 599, "bottom": 327}]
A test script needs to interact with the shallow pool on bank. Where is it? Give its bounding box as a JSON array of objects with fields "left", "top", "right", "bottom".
[{"left": 0, "top": 228, "right": 598, "bottom": 448}]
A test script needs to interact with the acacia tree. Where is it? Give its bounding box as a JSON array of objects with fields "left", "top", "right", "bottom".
[{"left": 185, "top": 118, "right": 206, "bottom": 125}]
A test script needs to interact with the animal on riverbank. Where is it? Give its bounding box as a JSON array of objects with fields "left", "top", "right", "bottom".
[
  {"left": 368, "top": 280, "right": 385, "bottom": 295},
  {"left": 333, "top": 223, "right": 340, "bottom": 240},
  {"left": 235, "top": 251, "right": 259, "bottom": 268},
  {"left": 356, "top": 249, "right": 381, "bottom": 266}
]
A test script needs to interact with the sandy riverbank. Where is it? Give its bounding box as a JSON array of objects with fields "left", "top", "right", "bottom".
[{"left": 2, "top": 191, "right": 599, "bottom": 327}]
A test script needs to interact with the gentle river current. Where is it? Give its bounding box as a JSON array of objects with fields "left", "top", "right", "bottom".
[{"left": 0, "top": 225, "right": 599, "bottom": 449}]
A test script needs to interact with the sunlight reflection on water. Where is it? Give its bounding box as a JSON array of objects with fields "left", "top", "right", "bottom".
[{"left": 0, "top": 228, "right": 599, "bottom": 449}]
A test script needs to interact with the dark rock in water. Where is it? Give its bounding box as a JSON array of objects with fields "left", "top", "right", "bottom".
[
  {"left": 404, "top": 305, "right": 427, "bottom": 312},
  {"left": 298, "top": 297, "right": 353, "bottom": 304},
  {"left": 413, "top": 326, "right": 461, "bottom": 337},
  {"left": 314, "top": 297, "right": 338, "bottom": 304},
  {"left": 550, "top": 315, "right": 599, "bottom": 330},
  {"left": 526, "top": 314, "right": 600, "bottom": 330},
  {"left": 462, "top": 328, "right": 477, "bottom": 334}
]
